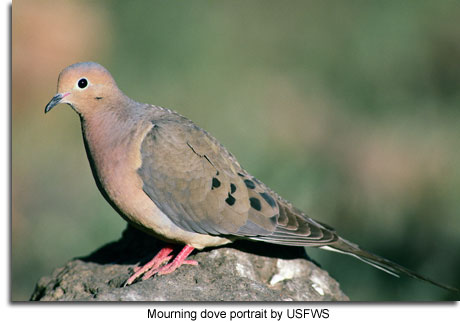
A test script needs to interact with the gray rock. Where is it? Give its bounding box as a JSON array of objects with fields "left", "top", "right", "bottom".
[{"left": 30, "top": 225, "right": 348, "bottom": 301}]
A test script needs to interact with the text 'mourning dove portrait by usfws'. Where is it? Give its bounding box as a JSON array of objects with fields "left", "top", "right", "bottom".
[{"left": 44, "top": 62, "right": 458, "bottom": 296}]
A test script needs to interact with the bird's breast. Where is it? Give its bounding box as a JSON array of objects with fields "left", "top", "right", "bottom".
[{"left": 81, "top": 117, "right": 231, "bottom": 248}]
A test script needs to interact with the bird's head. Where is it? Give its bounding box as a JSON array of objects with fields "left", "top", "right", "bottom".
[{"left": 45, "top": 62, "right": 120, "bottom": 116}]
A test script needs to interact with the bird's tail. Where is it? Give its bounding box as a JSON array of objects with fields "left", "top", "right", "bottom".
[{"left": 321, "top": 238, "right": 458, "bottom": 292}]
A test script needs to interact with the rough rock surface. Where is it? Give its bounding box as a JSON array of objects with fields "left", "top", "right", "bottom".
[{"left": 30, "top": 225, "right": 349, "bottom": 301}]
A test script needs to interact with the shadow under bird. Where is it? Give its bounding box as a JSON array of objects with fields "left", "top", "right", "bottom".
[{"left": 45, "top": 62, "right": 457, "bottom": 291}]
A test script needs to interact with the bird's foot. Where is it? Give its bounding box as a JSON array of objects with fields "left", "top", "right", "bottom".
[
  {"left": 124, "top": 246, "right": 174, "bottom": 286},
  {"left": 124, "top": 245, "right": 197, "bottom": 286},
  {"left": 156, "top": 245, "right": 198, "bottom": 276}
]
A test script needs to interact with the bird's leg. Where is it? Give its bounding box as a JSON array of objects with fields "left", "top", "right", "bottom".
[
  {"left": 155, "top": 245, "right": 198, "bottom": 276},
  {"left": 124, "top": 246, "right": 174, "bottom": 286},
  {"left": 124, "top": 245, "right": 198, "bottom": 286}
]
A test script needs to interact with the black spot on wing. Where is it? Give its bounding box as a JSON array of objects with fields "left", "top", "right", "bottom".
[
  {"left": 244, "top": 179, "right": 256, "bottom": 189},
  {"left": 225, "top": 193, "right": 236, "bottom": 206},
  {"left": 270, "top": 214, "right": 279, "bottom": 225},
  {"left": 249, "top": 197, "right": 262, "bottom": 211},
  {"left": 259, "top": 192, "right": 276, "bottom": 208},
  {"left": 212, "top": 177, "right": 221, "bottom": 189},
  {"left": 230, "top": 183, "right": 236, "bottom": 194}
]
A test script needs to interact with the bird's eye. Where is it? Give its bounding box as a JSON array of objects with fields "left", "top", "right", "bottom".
[{"left": 77, "top": 78, "right": 88, "bottom": 89}]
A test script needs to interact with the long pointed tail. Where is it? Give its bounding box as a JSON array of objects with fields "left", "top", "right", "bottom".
[{"left": 321, "top": 238, "right": 458, "bottom": 292}]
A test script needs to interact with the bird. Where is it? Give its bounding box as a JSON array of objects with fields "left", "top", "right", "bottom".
[{"left": 45, "top": 61, "right": 457, "bottom": 291}]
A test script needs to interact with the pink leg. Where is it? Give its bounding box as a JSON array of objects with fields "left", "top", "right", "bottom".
[
  {"left": 124, "top": 245, "right": 198, "bottom": 286},
  {"left": 124, "top": 246, "right": 174, "bottom": 286},
  {"left": 156, "top": 245, "right": 198, "bottom": 275}
]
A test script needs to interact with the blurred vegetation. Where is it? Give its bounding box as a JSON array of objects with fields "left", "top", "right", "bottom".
[{"left": 12, "top": 0, "right": 460, "bottom": 301}]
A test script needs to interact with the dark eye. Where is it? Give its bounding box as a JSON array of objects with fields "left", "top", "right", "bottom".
[{"left": 77, "top": 78, "right": 88, "bottom": 89}]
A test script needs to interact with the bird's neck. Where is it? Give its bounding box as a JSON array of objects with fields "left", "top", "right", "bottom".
[{"left": 81, "top": 95, "right": 143, "bottom": 146}]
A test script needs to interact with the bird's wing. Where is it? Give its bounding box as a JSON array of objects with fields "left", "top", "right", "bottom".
[
  {"left": 137, "top": 113, "right": 458, "bottom": 291},
  {"left": 137, "top": 114, "right": 336, "bottom": 244}
]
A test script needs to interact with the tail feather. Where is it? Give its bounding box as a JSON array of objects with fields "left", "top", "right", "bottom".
[{"left": 322, "top": 238, "right": 458, "bottom": 292}]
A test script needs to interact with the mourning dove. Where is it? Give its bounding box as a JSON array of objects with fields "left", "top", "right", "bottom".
[{"left": 45, "top": 62, "right": 456, "bottom": 291}]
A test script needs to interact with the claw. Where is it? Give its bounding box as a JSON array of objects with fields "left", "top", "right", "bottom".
[{"left": 124, "top": 245, "right": 196, "bottom": 286}]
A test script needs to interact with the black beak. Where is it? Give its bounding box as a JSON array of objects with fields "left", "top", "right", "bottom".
[{"left": 45, "top": 93, "right": 65, "bottom": 113}]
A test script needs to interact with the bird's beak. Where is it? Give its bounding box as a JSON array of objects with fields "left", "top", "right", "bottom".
[{"left": 44, "top": 92, "right": 70, "bottom": 113}]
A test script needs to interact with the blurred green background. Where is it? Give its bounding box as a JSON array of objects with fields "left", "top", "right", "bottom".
[{"left": 12, "top": 0, "right": 460, "bottom": 301}]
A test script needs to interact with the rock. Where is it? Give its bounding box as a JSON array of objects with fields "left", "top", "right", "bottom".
[{"left": 30, "top": 225, "right": 349, "bottom": 301}]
